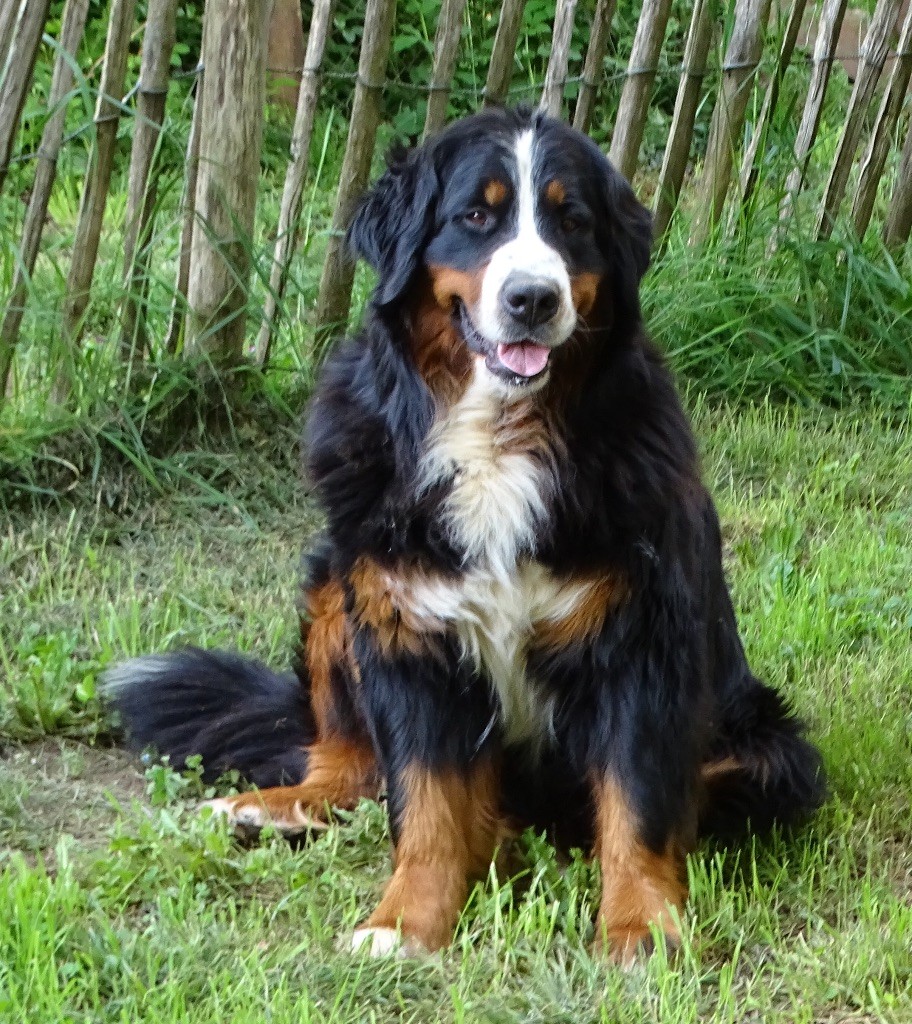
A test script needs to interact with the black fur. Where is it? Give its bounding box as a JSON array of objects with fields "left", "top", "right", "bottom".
[
  {"left": 107, "top": 649, "right": 312, "bottom": 789},
  {"left": 347, "top": 144, "right": 440, "bottom": 308},
  {"left": 107, "top": 106, "right": 824, "bottom": 862}
]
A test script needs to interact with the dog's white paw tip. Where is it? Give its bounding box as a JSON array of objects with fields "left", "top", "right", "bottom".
[
  {"left": 351, "top": 927, "right": 430, "bottom": 959},
  {"left": 235, "top": 805, "right": 266, "bottom": 827},
  {"left": 349, "top": 927, "right": 428, "bottom": 959},
  {"left": 350, "top": 927, "right": 400, "bottom": 957},
  {"left": 200, "top": 798, "right": 331, "bottom": 836},
  {"left": 201, "top": 798, "right": 234, "bottom": 820},
  {"left": 201, "top": 798, "right": 265, "bottom": 830}
]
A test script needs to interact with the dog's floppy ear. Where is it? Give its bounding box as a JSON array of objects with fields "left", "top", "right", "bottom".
[
  {"left": 591, "top": 146, "right": 653, "bottom": 320},
  {"left": 347, "top": 143, "right": 439, "bottom": 308}
]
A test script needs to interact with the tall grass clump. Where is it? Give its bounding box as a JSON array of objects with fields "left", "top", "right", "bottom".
[{"left": 650, "top": 217, "right": 912, "bottom": 405}]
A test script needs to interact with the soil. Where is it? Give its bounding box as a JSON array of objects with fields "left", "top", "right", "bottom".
[{"left": 0, "top": 737, "right": 148, "bottom": 864}]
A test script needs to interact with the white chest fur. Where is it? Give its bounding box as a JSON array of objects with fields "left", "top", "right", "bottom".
[
  {"left": 409, "top": 368, "right": 587, "bottom": 744},
  {"left": 418, "top": 370, "right": 551, "bottom": 578},
  {"left": 393, "top": 563, "right": 598, "bottom": 744}
]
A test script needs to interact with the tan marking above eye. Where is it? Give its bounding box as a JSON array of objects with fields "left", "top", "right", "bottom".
[
  {"left": 483, "top": 179, "right": 508, "bottom": 206},
  {"left": 545, "top": 179, "right": 567, "bottom": 205}
]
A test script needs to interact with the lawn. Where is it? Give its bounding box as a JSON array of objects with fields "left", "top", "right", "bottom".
[{"left": 1, "top": 398, "right": 910, "bottom": 1023}]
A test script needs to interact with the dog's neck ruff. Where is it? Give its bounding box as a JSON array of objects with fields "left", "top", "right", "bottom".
[
  {"left": 418, "top": 366, "right": 554, "bottom": 577},
  {"left": 413, "top": 365, "right": 568, "bottom": 745}
]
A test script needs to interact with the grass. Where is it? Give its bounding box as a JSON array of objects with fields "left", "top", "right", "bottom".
[
  {"left": 2, "top": 399, "right": 911, "bottom": 1023},
  {"left": 2, "top": 8, "right": 912, "bottom": 1017}
]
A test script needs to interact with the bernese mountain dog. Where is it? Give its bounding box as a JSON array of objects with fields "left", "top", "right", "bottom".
[{"left": 106, "top": 106, "right": 825, "bottom": 964}]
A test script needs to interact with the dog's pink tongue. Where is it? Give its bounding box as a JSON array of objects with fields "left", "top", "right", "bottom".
[{"left": 496, "top": 341, "right": 550, "bottom": 377}]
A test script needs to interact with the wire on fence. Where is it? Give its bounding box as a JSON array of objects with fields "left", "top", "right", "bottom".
[
  {"left": 6, "top": 38, "right": 884, "bottom": 170},
  {"left": 3, "top": 31, "right": 885, "bottom": 181}
]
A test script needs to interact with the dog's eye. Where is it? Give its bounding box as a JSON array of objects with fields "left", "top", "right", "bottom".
[
  {"left": 463, "top": 209, "right": 491, "bottom": 229},
  {"left": 561, "top": 215, "right": 581, "bottom": 234}
]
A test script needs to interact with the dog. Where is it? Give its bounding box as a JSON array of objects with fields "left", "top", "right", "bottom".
[{"left": 106, "top": 106, "right": 825, "bottom": 965}]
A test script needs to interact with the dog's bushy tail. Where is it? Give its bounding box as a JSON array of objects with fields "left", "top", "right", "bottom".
[
  {"left": 104, "top": 648, "right": 314, "bottom": 788},
  {"left": 699, "top": 678, "right": 826, "bottom": 840}
]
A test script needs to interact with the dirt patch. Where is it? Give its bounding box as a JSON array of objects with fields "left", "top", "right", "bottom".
[{"left": 0, "top": 738, "right": 148, "bottom": 863}]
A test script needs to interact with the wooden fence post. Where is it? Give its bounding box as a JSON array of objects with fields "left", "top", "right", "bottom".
[
  {"left": 61, "top": 0, "right": 136, "bottom": 349},
  {"left": 185, "top": 0, "right": 273, "bottom": 362},
  {"left": 540, "top": 0, "right": 579, "bottom": 117},
  {"left": 883, "top": 121, "right": 912, "bottom": 246},
  {"left": 255, "top": 0, "right": 334, "bottom": 367},
  {"left": 0, "top": 0, "right": 51, "bottom": 197},
  {"left": 0, "top": 1, "right": 24, "bottom": 82},
  {"left": 652, "top": 0, "right": 713, "bottom": 241},
  {"left": 0, "top": 0, "right": 89, "bottom": 403},
  {"left": 609, "top": 0, "right": 672, "bottom": 181},
  {"left": 483, "top": 0, "right": 527, "bottom": 106},
  {"left": 268, "top": 0, "right": 306, "bottom": 107},
  {"left": 120, "top": 0, "right": 178, "bottom": 359},
  {"left": 313, "top": 0, "right": 397, "bottom": 344},
  {"left": 739, "top": 0, "right": 810, "bottom": 206},
  {"left": 422, "top": 0, "right": 467, "bottom": 139},
  {"left": 164, "top": 70, "right": 204, "bottom": 354},
  {"left": 779, "top": 0, "right": 847, "bottom": 228},
  {"left": 690, "top": 0, "right": 772, "bottom": 246},
  {"left": 573, "top": 0, "right": 617, "bottom": 134},
  {"left": 815, "top": 0, "right": 899, "bottom": 241},
  {"left": 851, "top": 2, "right": 912, "bottom": 237}
]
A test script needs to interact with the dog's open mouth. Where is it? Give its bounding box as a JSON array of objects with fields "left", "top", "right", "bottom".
[
  {"left": 495, "top": 340, "right": 551, "bottom": 377},
  {"left": 457, "top": 303, "right": 552, "bottom": 384}
]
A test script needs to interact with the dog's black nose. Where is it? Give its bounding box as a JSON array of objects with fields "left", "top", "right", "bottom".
[{"left": 500, "top": 275, "right": 560, "bottom": 329}]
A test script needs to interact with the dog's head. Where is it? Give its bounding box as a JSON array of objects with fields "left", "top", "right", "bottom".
[{"left": 348, "top": 107, "right": 652, "bottom": 397}]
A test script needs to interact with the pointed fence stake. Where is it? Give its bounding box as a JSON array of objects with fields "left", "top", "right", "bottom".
[
  {"left": 0, "top": 0, "right": 52, "bottom": 196},
  {"left": 61, "top": 0, "right": 137, "bottom": 352},
  {"left": 653, "top": 0, "right": 713, "bottom": 242},
  {"left": 540, "top": 0, "right": 579, "bottom": 118},
  {"left": 483, "top": 0, "right": 528, "bottom": 106},
  {"left": 851, "top": 1, "right": 912, "bottom": 237},
  {"left": 422, "top": 0, "right": 467, "bottom": 139},
  {"left": 815, "top": 0, "right": 900, "bottom": 241},
  {"left": 609, "top": 0, "right": 673, "bottom": 181},
  {"left": 120, "top": 0, "right": 178, "bottom": 360},
  {"left": 185, "top": 0, "right": 272, "bottom": 363},
  {"left": 0, "top": 0, "right": 89, "bottom": 401},
  {"left": 573, "top": 0, "right": 617, "bottom": 134},
  {"left": 313, "top": 0, "right": 397, "bottom": 347},
  {"left": 690, "top": 0, "right": 773, "bottom": 246}
]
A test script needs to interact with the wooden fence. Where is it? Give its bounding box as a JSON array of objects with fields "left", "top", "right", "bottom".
[{"left": 1, "top": 0, "right": 911, "bottom": 398}]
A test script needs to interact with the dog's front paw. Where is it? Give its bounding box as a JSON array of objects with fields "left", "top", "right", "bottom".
[
  {"left": 592, "top": 921, "right": 680, "bottom": 968},
  {"left": 202, "top": 791, "right": 330, "bottom": 837}
]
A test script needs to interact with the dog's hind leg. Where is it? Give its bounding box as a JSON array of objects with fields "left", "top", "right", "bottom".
[
  {"left": 206, "top": 571, "right": 383, "bottom": 835},
  {"left": 206, "top": 736, "right": 380, "bottom": 835},
  {"left": 699, "top": 502, "right": 825, "bottom": 839},
  {"left": 698, "top": 676, "right": 825, "bottom": 839}
]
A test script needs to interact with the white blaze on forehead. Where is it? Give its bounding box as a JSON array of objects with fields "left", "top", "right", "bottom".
[
  {"left": 514, "top": 129, "right": 549, "bottom": 255},
  {"left": 477, "top": 128, "right": 576, "bottom": 345}
]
